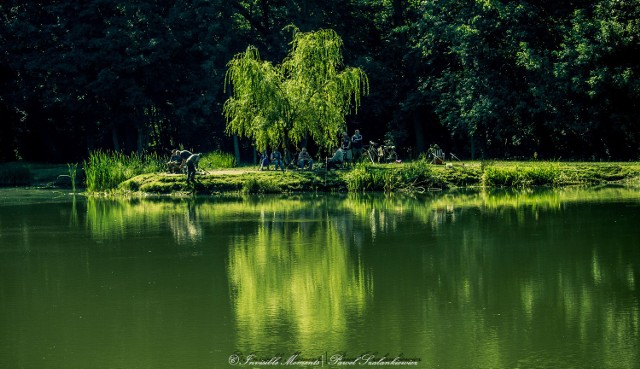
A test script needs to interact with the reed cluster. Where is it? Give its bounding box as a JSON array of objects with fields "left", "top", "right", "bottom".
[
  {"left": 241, "top": 177, "right": 281, "bottom": 194},
  {"left": 345, "top": 160, "right": 441, "bottom": 193},
  {"left": 482, "top": 162, "right": 561, "bottom": 187},
  {"left": 84, "top": 151, "right": 163, "bottom": 192},
  {"left": 67, "top": 163, "right": 78, "bottom": 192},
  {"left": 198, "top": 150, "right": 236, "bottom": 170}
]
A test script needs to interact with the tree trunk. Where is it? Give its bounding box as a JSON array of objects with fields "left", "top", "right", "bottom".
[
  {"left": 136, "top": 127, "right": 142, "bottom": 154},
  {"left": 112, "top": 127, "right": 120, "bottom": 152},
  {"left": 470, "top": 133, "right": 475, "bottom": 160},
  {"left": 413, "top": 114, "right": 425, "bottom": 154},
  {"left": 392, "top": 0, "right": 404, "bottom": 27},
  {"left": 233, "top": 135, "right": 241, "bottom": 164}
]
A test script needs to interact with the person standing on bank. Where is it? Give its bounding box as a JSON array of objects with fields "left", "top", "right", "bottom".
[
  {"left": 178, "top": 149, "right": 193, "bottom": 162},
  {"left": 351, "top": 129, "right": 363, "bottom": 161},
  {"left": 341, "top": 132, "right": 352, "bottom": 163},
  {"left": 182, "top": 153, "right": 201, "bottom": 183}
]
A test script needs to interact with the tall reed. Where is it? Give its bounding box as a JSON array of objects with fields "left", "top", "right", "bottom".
[
  {"left": 84, "top": 150, "right": 163, "bottom": 192},
  {"left": 344, "top": 162, "right": 386, "bottom": 192},
  {"left": 482, "top": 162, "right": 561, "bottom": 187},
  {"left": 199, "top": 150, "right": 236, "bottom": 170},
  {"left": 345, "top": 160, "right": 442, "bottom": 193},
  {"left": 67, "top": 163, "right": 78, "bottom": 192}
]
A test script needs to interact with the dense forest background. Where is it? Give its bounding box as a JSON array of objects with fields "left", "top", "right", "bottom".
[{"left": 1, "top": 0, "right": 639, "bottom": 163}]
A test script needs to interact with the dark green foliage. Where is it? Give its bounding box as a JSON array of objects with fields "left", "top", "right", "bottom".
[
  {"left": 1, "top": 0, "right": 639, "bottom": 162},
  {"left": 1, "top": 0, "right": 236, "bottom": 160},
  {"left": 408, "top": 0, "right": 640, "bottom": 159}
]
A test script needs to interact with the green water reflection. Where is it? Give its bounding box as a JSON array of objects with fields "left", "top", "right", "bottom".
[{"left": 0, "top": 187, "right": 638, "bottom": 368}]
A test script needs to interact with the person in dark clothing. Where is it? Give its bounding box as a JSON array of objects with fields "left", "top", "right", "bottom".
[
  {"left": 167, "top": 149, "right": 183, "bottom": 173},
  {"left": 327, "top": 148, "right": 346, "bottom": 170},
  {"left": 259, "top": 151, "right": 269, "bottom": 171},
  {"left": 351, "top": 129, "right": 363, "bottom": 161},
  {"left": 298, "top": 148, "right": 314, "bottom": 170},
  {"left": 270, "top": 149, "right": 285, "bottom": 171},
  {"left": 341, "top": 132, "right": 352, "bottom": 163},
  {"left": 182, "top": 153, "right": 201, "bottom": 183},
  {"left": 178, "top": 149, "right": 193, "bottom": 162}
]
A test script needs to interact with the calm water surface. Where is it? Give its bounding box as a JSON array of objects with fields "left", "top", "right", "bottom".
[{"left": 0, "top": 187, "right": 639, "bottom": 368}]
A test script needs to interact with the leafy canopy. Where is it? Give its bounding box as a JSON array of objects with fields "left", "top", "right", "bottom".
[{"left": 223, "top": 28, "right": 369, "bottom": 152}]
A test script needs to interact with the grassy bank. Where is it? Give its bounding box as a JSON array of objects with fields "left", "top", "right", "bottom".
[
  {"left": 3, "top": 159, "right": 639, "bottom": 194},
  {"left": 84, "top": 150, "right": 236, "bottom": 192},
  {"left": 119, "top": 169, "right": 347, "bottom": 194},
  {"left": 116, "top": 160, "right": 640, "bottom": 195}
]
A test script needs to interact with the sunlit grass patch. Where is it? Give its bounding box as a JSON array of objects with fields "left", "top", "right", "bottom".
[
  {"left": 482, "top": 161, "right": 561, "bottom": 187},
  {"left": 199, "top": 150, "right": 236, "bottom": 170},
  {"left": 345, "top": 160, "right": 448, "bottom": 192},
  {"left": 104, "top": 159, "right": 640, "bottom": 194}
]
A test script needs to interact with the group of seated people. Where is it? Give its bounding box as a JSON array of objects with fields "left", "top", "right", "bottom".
[
  {"left": 168, "top": 130, "right": 363, "bottom": 178},
  {"left": 259, "top": 147, "right": 314, "bottom": 171},
  {"left": 259, "top": 149, "right": 287, "bottom": 171},
  {"left": 259, "top": 130, "right": 364, "bottom": 172}
]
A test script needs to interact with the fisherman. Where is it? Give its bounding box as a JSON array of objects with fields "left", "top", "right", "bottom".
[
  {"left": 182, "top": 153, "right": 201, "bottom": 183},
  {"left": 270, "top": 149, "right": 285, "bottom": 172},
  {"left": 167, "top": 149, "right": 183, "bottom": 173},
  {"left": 351, "top": 129, "right": 363, "bottom": 161},
  {"left": 298, "top": 148, "right": 314, "bottom": 170}
]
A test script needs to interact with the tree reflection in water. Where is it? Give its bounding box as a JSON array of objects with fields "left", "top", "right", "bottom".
[{"left": 227, "top": 198, "right": 372, "bottom": 353}]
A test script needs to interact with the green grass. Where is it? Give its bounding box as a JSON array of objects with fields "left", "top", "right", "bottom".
[
  {"left": 84, "top": 150, "right": 164, "bottom": 192},
  {"left": 199, "top": 150, "right": 236, "bottom": 170},
  {"left": 78, "top": 157, "right": 640, "bottom": 195},
  {"left": 482, "top": 161, "right": 561, "bottom": 187},
  {"left": 67, "top": 163, "right": 79, "bottom": 192},
  {"left": 345, "top": 159, "right": 480, "bottom": 193}
]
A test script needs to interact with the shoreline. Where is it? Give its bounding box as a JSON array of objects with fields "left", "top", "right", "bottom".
[{"left": 2, "top": 161, "right": 640, "bottom": 195}]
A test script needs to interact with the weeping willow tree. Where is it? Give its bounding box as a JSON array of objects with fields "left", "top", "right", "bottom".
[{"left": 223, "top": 28, "right": 369, "bottom": 153}]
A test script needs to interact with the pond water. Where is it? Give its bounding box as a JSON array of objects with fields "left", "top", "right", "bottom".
[{"left": 0, "top": 187, "right": 639, "bottom": 368}]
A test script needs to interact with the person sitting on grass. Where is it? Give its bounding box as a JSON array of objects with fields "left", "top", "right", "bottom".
[
  {"left": 167, "top": 149, "right": 183, "bottom": 173},
  {"left": 259, "top": 151, "right": 270, "bottom": 171},
  {"left": 298, "top": 148, "right": 314, "bottom": 170},
  {"left": 182, "top": 153, "right": 201, "bottom": 183},
  {"left": 327, "top": 148, "right": 346, "bottom": 170},
  {"left": 270, "top": 149, "right": 285, "bottom": 172}
]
